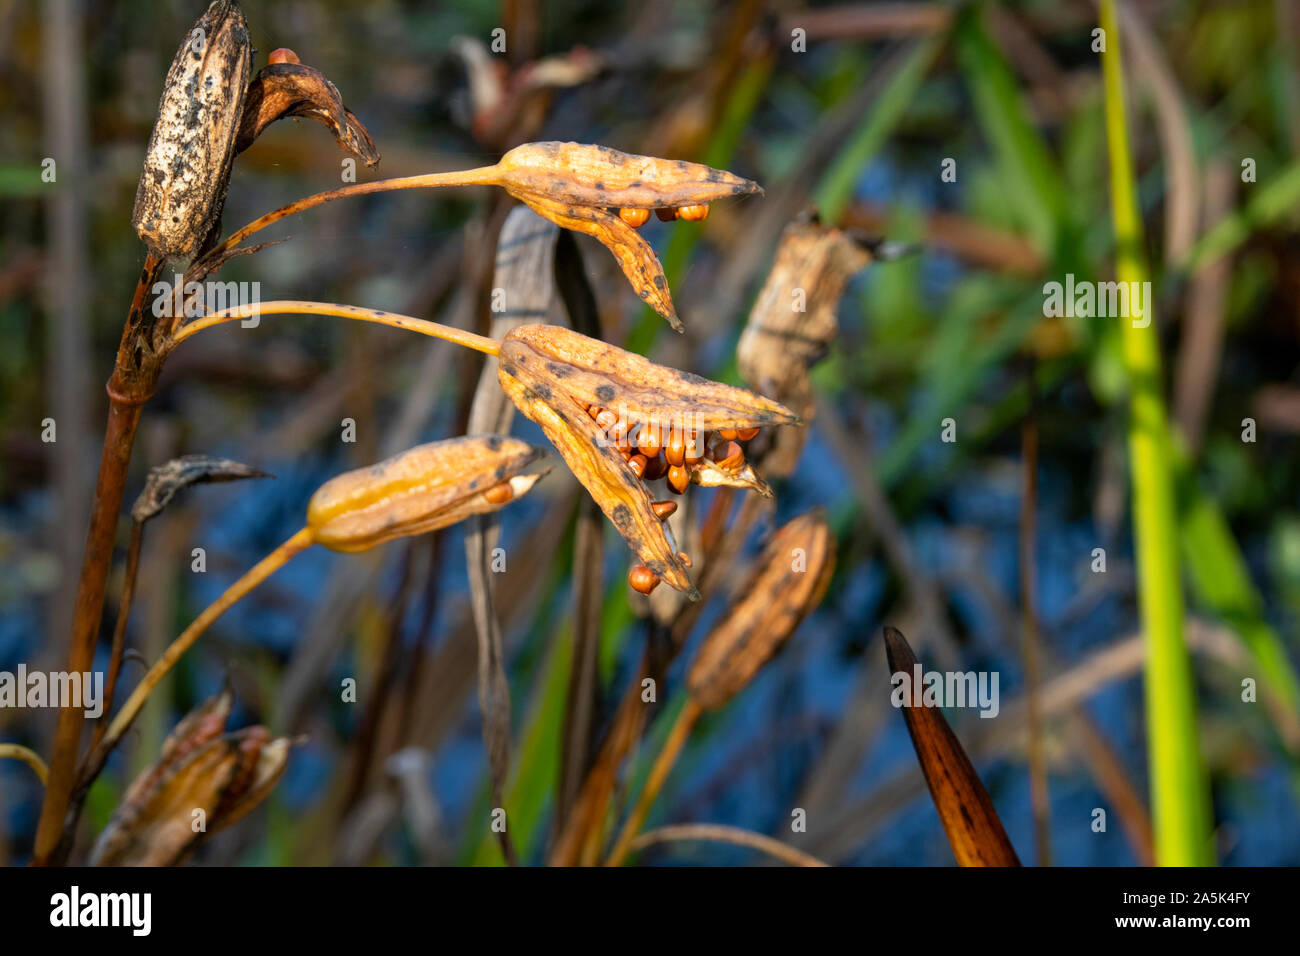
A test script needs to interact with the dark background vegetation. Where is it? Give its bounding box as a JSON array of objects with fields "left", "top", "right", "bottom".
[{"left": 2, "top": 0, "right": 1299, "bottom": 864}]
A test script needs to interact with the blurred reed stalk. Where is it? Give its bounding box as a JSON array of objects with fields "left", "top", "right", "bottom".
[{"left": 1099, "top": 0, "right": 1213, "bottom": 866}]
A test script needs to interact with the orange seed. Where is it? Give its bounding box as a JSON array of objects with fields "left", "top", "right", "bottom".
[
  {"left": 619, "top": 207, "right": 651, "bottom": 228},
  {"left": 628, "top": 565, "right": 660, "bottom": 595},
  {"left": 651, "top": 500, "right": 678, "bottom": 520},
  {"left": 667, "top": 464, "right": 690, "bottom": 494}
]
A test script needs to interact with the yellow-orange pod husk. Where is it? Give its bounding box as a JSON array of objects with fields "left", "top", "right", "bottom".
[
  {"left": 495, "top": 141, "right": 761, "bottom": 211},
  {"left": 307, "top": 436, "right": 544, "bottom": 553}
]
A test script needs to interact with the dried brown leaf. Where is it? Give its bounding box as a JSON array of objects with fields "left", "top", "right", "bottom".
[
  {"left": 131, "top": 454, "right": 271, "bottom": 523},
  {"left": 236, "top": 62, "right": 380, "bottom": 165},
  {"left": 687, "top": 510, "right": 834, "bottom": 709}
]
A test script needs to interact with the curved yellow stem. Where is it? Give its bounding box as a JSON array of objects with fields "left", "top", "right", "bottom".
[
  {"left": 173, "top": 300, "right": 501, "bottom": 356},
  {"left": 0, "top": 744, "right": 49, "bottom": 785},
  {"left": 101, "top": 527, "right": 316, "bottom": 751}
]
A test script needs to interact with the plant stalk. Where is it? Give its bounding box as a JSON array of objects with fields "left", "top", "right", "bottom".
[
  {"left": 32, "top": 253, "right": 165, "bottom": 864},
  {"left": 0, "top": 745, "right": 49, "bottom": 784},
  {"left": 1100, "top": 0, "right": 1213, "bottom": 866},
  {"left": 98, "top": 526, "right": 314, "bottom": 756},
  {"left": 174, "top": 300, "right": 501, "bottom": 356},
  {"left": 605, "top": 698, "right": 701, "bottom": 867}
]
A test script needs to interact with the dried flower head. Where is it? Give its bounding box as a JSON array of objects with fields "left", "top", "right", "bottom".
[
  {"left": 306, "top": 435, "right": 546, "bottom": 553},
  {"left": 90, "top": 688, "right": 293, "bottom": 866},
  {"left": 493, "top": 142, "right": 762, "bottom": 329},
  {"left": 132, "top": 0, "right": 252, "bottom": 260},
  {"left": 687, "top": 510, "right": 834, "bottom": 709},
  {"left": 496, "top": 324, "right": 799, "bottom": 597}
]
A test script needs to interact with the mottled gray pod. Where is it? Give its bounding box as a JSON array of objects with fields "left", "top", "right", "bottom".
[{"left": 131, "top": 0, "right": 251, "bottom": 260}]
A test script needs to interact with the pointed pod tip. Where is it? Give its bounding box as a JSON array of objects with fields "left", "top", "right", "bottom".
[
  {"left": 686, "top": 586, "right": 702, "bottom": 603},
  {"left": 881, "top": 625, "right": 916, "bottom": 672}
]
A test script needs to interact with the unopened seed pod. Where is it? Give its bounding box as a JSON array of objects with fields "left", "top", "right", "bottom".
[
  {"left": 131, "top": 0, "right": 252, "bottom": 260},
  {"left": 306, "top": 436, "right": 545, "bottom": 553}
]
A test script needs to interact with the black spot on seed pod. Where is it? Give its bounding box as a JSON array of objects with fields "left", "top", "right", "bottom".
[
  {"left": 501, "top": 361, "right": 518, "bottom": 377},
  {"left": 653, "top": 275, "right": 666, "bottom": 289},
  {"left": 546, "top": 362, "right": 570, "bottom": 378},
  {"left": 611, "top": 504, "right": 633, "bottom": 530},
  {"left": 533, "top": 383, "right": 552, "bottom": 400},
  {"left": 595, "top": 385, "right": 615, "bottom": 403},
  {"left": 486, "top": 436, "right": 502, "bottom": 450},
  {"left": 494, "top": 465, "right": 507, "bottom": 480}
]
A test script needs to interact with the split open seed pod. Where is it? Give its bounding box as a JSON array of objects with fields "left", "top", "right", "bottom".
[
  {"left": 306, "top": 435, "right": 547, "bottom": 553},
  {"left": 687, "top": 510, "right": 834, "bottom": 709},
  {"left": 235, "top": 56, "right": 380, "bottom": 165},
  {"left": 737, "top": 212, "right": 876, "bottom": 477},
  {"left": 496, "top": 324, "right": 798, "bottom": 596},
  {"left": 494, "top": 142, "right": 762, "bottom": 329},
  {"left": 90, "top": 689, "right": 293, "bottom": 866},
  {"left": 132, "top": 0, "right": 252, "bottom": 260}
]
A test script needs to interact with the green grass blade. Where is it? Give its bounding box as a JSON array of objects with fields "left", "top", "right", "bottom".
[{"left": 1100, "top": 0, "right": 1213, "bottom": 866}]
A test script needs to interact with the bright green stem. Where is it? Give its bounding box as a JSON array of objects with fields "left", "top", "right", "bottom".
[{"left": 1100, "top": 0, "right": 1213, "bottom": 866}]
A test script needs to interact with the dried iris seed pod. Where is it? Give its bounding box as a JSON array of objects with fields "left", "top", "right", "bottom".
[
  {"left": 90, "top": 688, "right": 294, "bottom": 867},
  {"left": 687, "top": 510, "right": 834, "bottom": 710},
  {"left": 306, "top": 435, "right": 547, "bottom": 553},
  {"left": 494, "top": 142, "right": 762, "bottom": 329},
  {"left": 495, "top": 324, "right": 798, "bottom": 596},
  {"left": 131, "top": 0, "right": 252, "bottom": 260}
]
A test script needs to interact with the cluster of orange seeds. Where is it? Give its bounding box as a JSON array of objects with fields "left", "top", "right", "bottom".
[
  {"left": 570, "top": 400, "right": 762, "bottom": 595},
  {"left": 617, "top": 203, "right": 710, "bottom": 228}
]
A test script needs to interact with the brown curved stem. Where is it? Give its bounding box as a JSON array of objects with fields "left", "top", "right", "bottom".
[
  {"left": 83, "top": 521, "right": 144, "bottom": 767},
  {"left": 629, "top": 823, "right": 829, "bottom": 867},
  {"left": 197, "top": 167, "right": 501, "bottom": 269}
]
